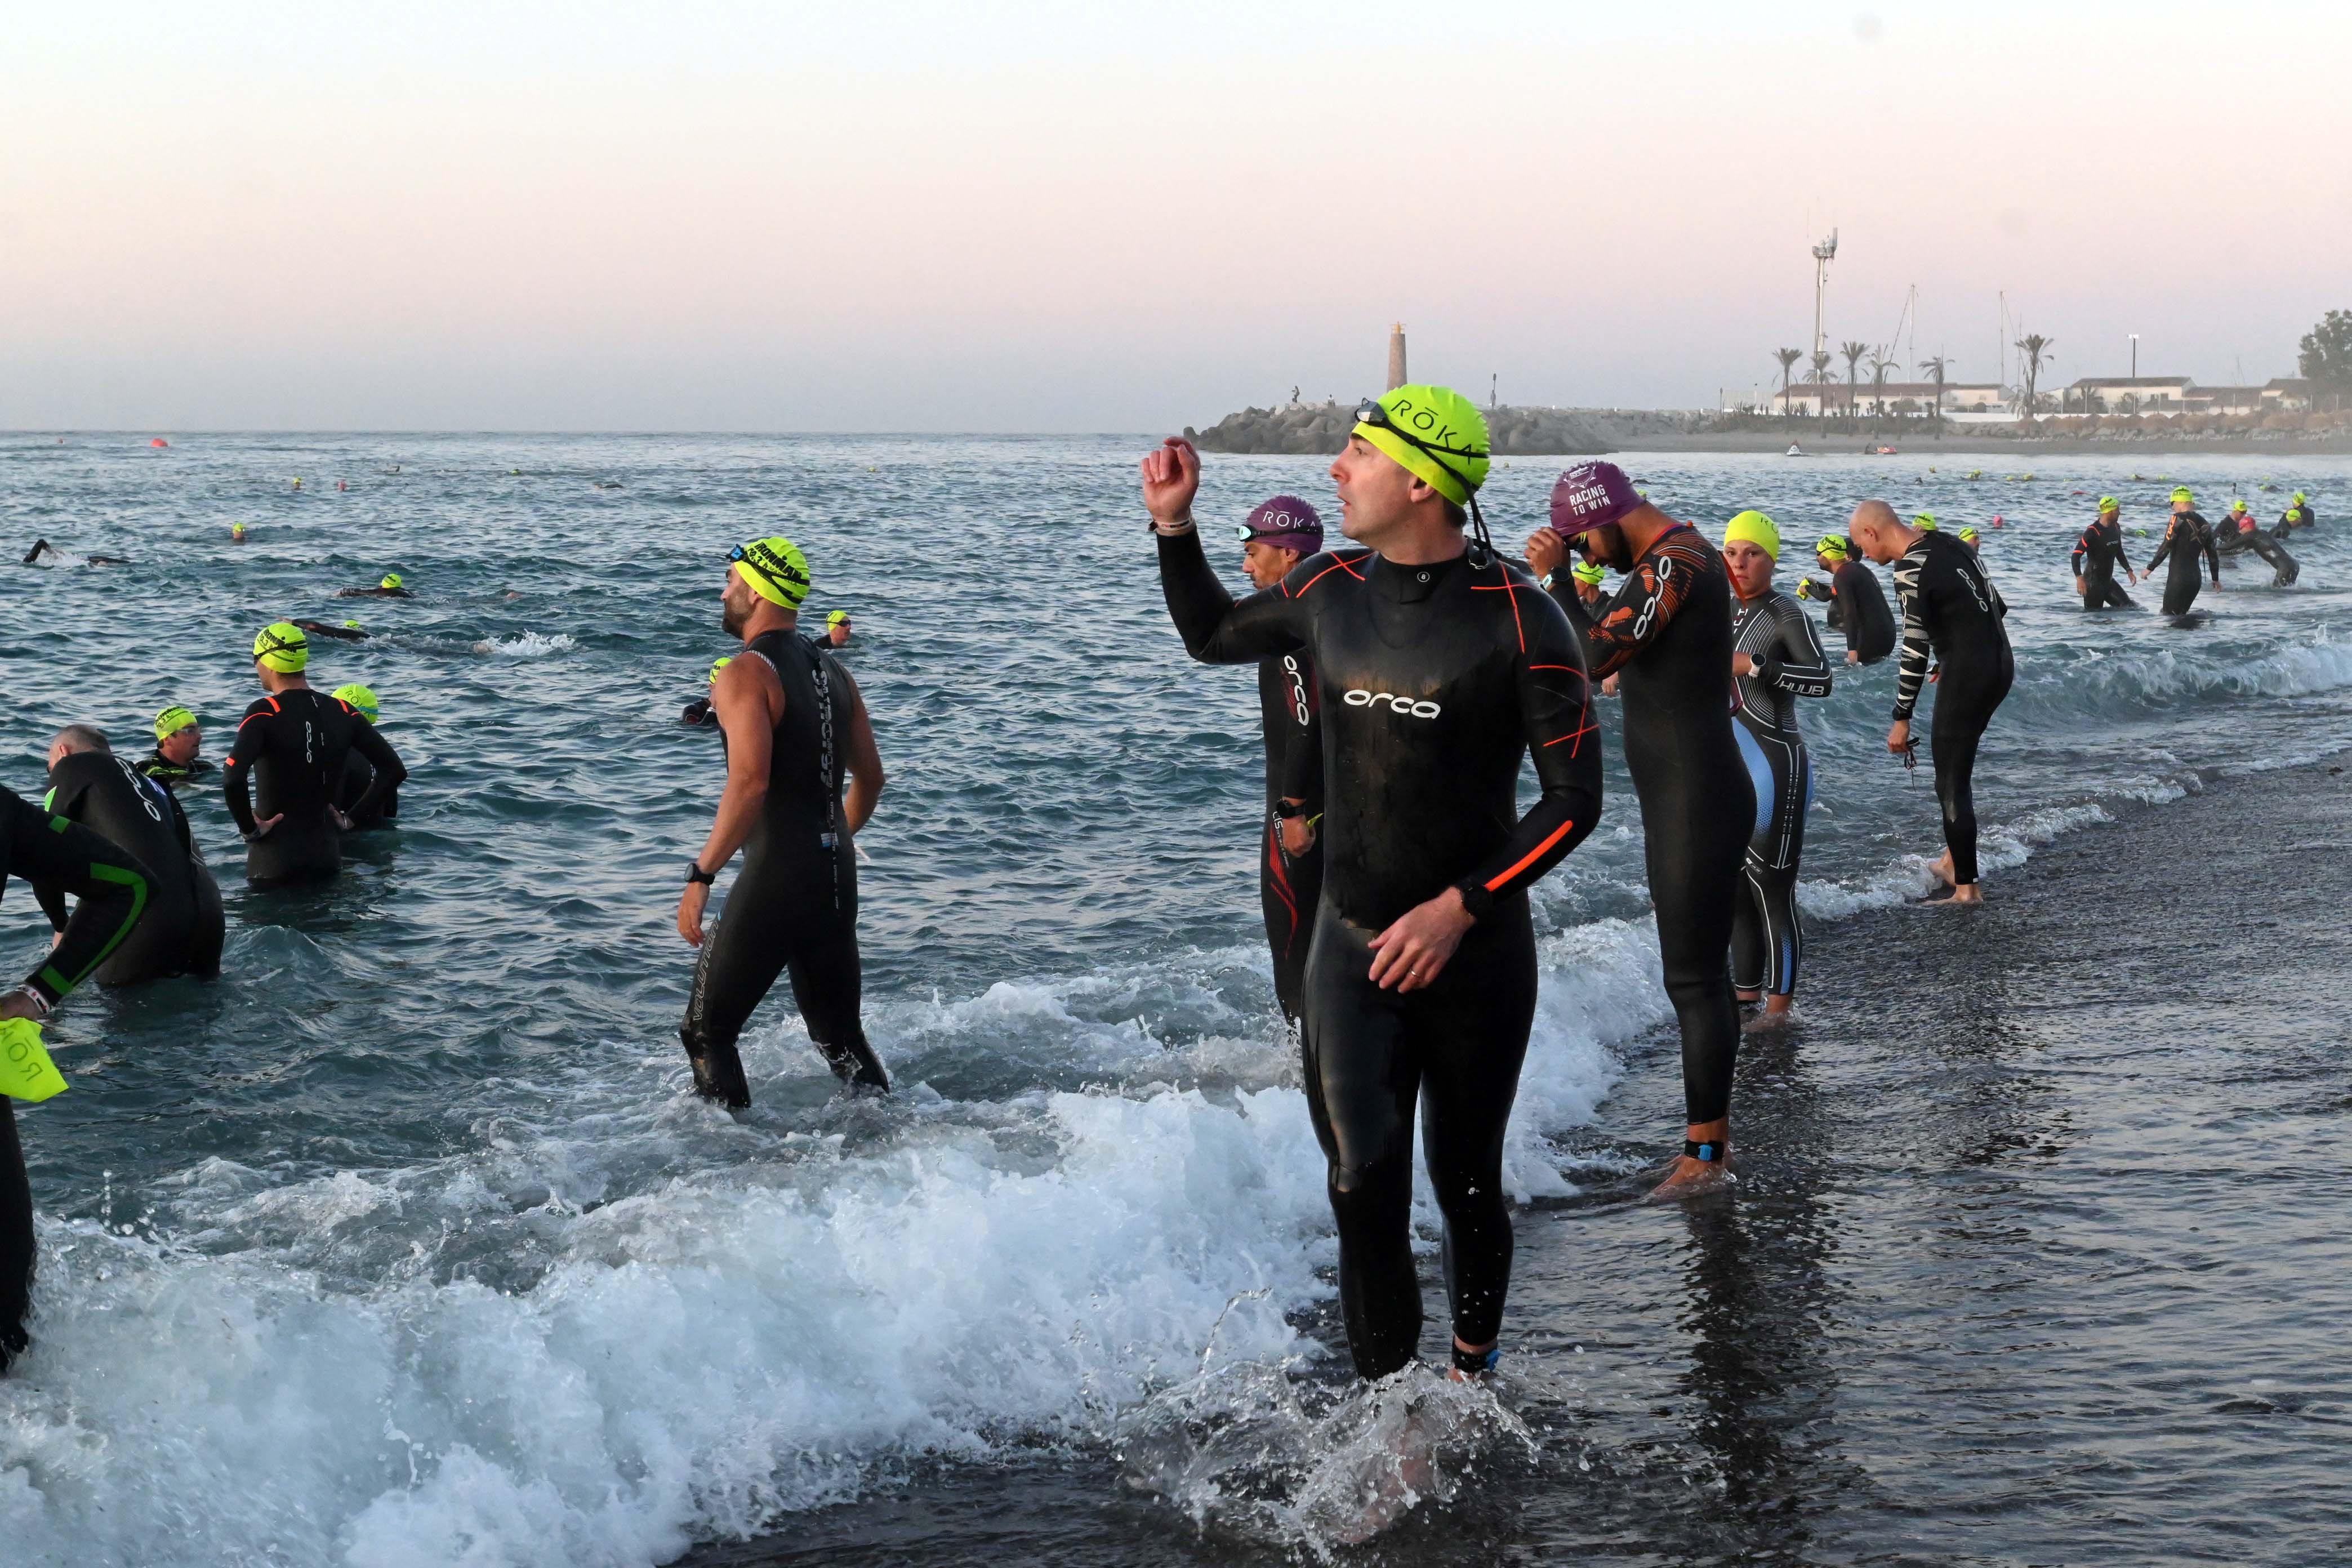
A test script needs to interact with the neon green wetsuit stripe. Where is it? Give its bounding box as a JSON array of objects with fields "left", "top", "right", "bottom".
[{"left": 36, "top": 861, "right": 149, "bottom": 998}]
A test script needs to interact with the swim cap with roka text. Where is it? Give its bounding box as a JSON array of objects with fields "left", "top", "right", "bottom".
[
  {"left": 333, "top": 684, "right": 380, "bottom": 723},
  {"left": 253, "top": 622, "right": 309, "bottom": 673},
  {"left": 1239, "top": 494, "right": 1325, "bottom": 554},
  {"left": 1547, "top": 461, "right": 1643, "bottom": 537},
  {"left": 1352, "top": 386, "right": 1490, "bottom": 506},
  {"left": 732, "top": 536, "right": 812, "bottom": 609}
]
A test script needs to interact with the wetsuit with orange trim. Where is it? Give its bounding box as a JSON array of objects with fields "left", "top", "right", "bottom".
[
  {"left": 2146, "top": 510, "right": 2221, "bottom": 615},
  {"left": 2070, "top": 514, "right": 2136, "bottom": 609},
  {"left": 224, "top": 689, "right": 407, "bottom": 885},
  {"left": 1550, "top": 524, "right": 1751, "bottom": 1129},
  {"left": 1257, "top": 650, "right": 1324, "bottom": 1022},
  {"left": 1159, "top": 527, "right": 1601, "bottom": 1380}
]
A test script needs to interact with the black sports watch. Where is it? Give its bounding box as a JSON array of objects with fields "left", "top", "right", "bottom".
[
  {"left": 685, "top": 860, "right": 716, "bottom": 887},
  {"left": 1272, "top": 799, "right": 1311, "bottom": 821}
]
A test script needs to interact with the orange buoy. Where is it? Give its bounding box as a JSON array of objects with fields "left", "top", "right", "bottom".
[{"left": 150, "top": 437, "right": 168, "bottom": 447}]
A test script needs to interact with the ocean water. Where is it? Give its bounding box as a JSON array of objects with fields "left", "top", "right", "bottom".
[{"left": 0, "top": 434, "right": 2345, "bottom": 1566}]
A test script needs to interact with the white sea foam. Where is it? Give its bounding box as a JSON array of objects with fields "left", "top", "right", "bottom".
[{"left": 473, "top": 632, "right": 578, "bottom": 658}]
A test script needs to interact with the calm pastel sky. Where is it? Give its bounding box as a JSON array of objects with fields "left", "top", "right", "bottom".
[{"left": 5, "top": 2, "right": 2346, "bottom": 430}]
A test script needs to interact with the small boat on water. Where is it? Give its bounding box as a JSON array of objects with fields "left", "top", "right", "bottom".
[
  {"left": 1871, "top": 445, "right": 1899, "bottom": 455},
  {"left": 1785, "top": 442, "right": 1806, "bottom": 457}
]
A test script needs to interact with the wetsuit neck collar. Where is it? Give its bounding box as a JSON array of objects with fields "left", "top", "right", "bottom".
[{"left": 1371, "top": 549, "right": 1467, "bottom": 604}]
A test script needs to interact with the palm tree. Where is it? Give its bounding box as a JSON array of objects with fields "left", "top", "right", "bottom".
[
  {"left": 1866, "top": 348, "right": 1897, "bottom": 437},
  {"left": 1808, "top": 351, "right": 1833, "bottom": 429},
  {"left": 2014, "top": 333, "right": 2055, "bottom": 427},
  {"left": 1918, "top": 355, "right": 1949, "bottom": 440},
  {"left": 1774, "top": 348, "right": 1803, "bottom": 421},
  {"left": 1840, "top": 340, "right": 1869, "bottom": 433}
]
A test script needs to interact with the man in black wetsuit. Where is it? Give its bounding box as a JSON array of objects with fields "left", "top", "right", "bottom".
[
  {"left": 2146, "top": 487, "right": 2220, "bottom": 615},
  {"left": 139, "top": 706, "right": 217, "bottom": 792},
  {"left": 2216, "top": 499, "right": 2301, "bottom": 585},
  {"left": 41, "top": 726, "right": 224, "bottom": 983},
  {"left": 1525, "top": 461, "right": 1750, "bottom": 1198},
  {"left": 1851, "top": 500, "right": 2014, "bottom": 906},
  {"left": 2276, "top": 491, "right": 2315, "bottom": 535},
  {"left": 1, "top": 783, "right": 153, "bottom": 1374},
  {"left": 224, "top": 622, "right": 408, "bottom": 886},
  {"left": 331, "top": 685, "right": 399, "bottom": 830},
  {"left": 820, "top": 610, "right": 853, "bottom": 649},
  {"left": 1152, "top": 384, "right": 1602, "bottom": 1383},
  {"left": 1797, "top": 533, "right": 1897, "bottom": 664},
  {"left": 2071, "top": 497, "right": 2139, "bottom": 609},
  {"left": 1207, "top": 494, "right": 1326, "bottom": 1023},
  {"left": 675, "top": 536, "right": 889, "bottom": 1107},
  {"left": 336, "top": 573, "right": 413, "bottom": 599}
]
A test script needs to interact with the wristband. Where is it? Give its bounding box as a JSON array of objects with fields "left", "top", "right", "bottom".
[
  {"left": 11, "top": 985, "right": 51, "bottom": 1018},
  {"left": 1150, "top": 514, "right": 1196, "bottom": 537}
]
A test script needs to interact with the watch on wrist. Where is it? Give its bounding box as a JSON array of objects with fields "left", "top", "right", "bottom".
[
  {"left": 685, "top": 860, "right": 716, "bottom": 887},
  {"left": 1272, "top": 800, "right": 1309, "bottom": 820},
  {"left": 1456, "top": 880, "right": 1496, "bottom": 924}
]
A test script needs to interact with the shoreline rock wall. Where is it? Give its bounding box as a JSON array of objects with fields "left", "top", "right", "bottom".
[{"left": 1185, "top": 402, "right": 1710, "bottom": 457}]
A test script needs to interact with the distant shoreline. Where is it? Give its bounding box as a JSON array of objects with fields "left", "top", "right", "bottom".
[{"left": 1593, "top": 430, "right": 2352, "bottom": 457}]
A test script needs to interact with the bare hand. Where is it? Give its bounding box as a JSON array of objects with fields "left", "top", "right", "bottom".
[
  {"left": 1141, "top": 437, "right": 1201, "bottom": 524},
  {"left": 1601, "top": 673, "right": 1620, "bottom": 698},
  {"left": 676, "top": 881, "right": 710, "bottom": 946},
  {"left": 2128, "top": 570, "right": 2139, "bottom": 584},
  {"left": 2073, "top": 576, "right": 2086, "bottom": 596},
  {"left": 1523, "top": 529, "right": 1565, "bottom": 578},
  {"left": 1279, "top": 813, "right": 1317, "bottom": 857},
  {"left": 1886, "top": 719, "right": 1912, "bottom": 755},
  {"left": 0, "top": 990, "right": 40, "bottom": 1022},
  {"left": 1731, "top": 652, "right": 1755, "bottom": 678},
  {"left": 250, "top": 813, "right": 284, "bottom": 840},
  {"left": 332, "top": 808, "right": 354, "bottom": 831},
  {"left": 1846, "top": 650, "right": 1860, "bottom": 666},
  {"left": 1365, "top": 887, "right": 1475, "bottom": 992}
]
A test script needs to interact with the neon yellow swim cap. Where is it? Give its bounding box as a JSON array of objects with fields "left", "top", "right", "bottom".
[
  {"left": 2098, "top": 496, "right": 2119, "bottom": 512},
  {"left": 2170, "top": 487, "right": 2193, "bottom": 505},
  {"left": 2293, "top": 491, "right": 2307, "bottom": 503},
  {"left": 153, "top": 705, "right": 198, "bottom": 741},
  {"left": 1570, "top": 561, "right": 1606, "bottom": 587},
  {"left": 2231, "top": 498, "right": 2248, "bottom": 512},
  {"left": 730, "top": 536, "right": 812, "bottom": 609},
  {"left": 1815, "top": 534, "right": 1850, "bottom": 560},
  {"left": 1723, "top": 510, "right": 1780, "bottom": 560},
  {"left": 253, "top": 622, "right": 309, "bottom": 673},
  {"left": 0, "top": 1018, "right": 67, "bottom": 1103},
  {"left": 332, "top": 684, "right": 380, "bottom": 722},
  {"left": 230, "top": 523, "right": 247, "bottom": 537},
  {"left": 1958, "top": 525, "right": 1980, "bottom": 542},
  {"left": 380, "top": 573, "right": 402, "bottom": 590},
  {"left": 826, "top": 609, "right": 849, "bottom": 629},
  {"left": 708, "top": 656, "right": 733, "bottom": 685},
  {"left": 1352, "top": 385, "right": 1491, "bottom": 506},
  {"left": 1912, "top": 513, "right": 1939, "bottom": 530}
]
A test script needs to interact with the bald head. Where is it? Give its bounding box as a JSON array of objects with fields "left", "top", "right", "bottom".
[
  {"left": 48, "top": 724, "right": 110, "bottom": 769},
  {"left": 1847, "top": 499, "right": 1918, "bottom": 565}
]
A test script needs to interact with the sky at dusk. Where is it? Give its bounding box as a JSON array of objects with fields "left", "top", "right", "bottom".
[{"left": 4, "top": 1, "right": 2347, "bottom": 430}]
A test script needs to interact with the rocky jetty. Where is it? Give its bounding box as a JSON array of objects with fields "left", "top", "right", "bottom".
[{"left": 1186, "top": 402, "right": 1710, "bottom": 456}]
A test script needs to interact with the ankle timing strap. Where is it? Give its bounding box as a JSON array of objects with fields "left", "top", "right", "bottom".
[
  {"left": 1452, "top": 1343, "right": 1500, "bottom": 1377},
  {"left": 1683, "top": 1139, "right": 1725, "bottom": 1163}
]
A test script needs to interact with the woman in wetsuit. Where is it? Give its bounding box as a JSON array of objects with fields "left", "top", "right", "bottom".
[
  {"left": 1151, "top": 387, "right": 1602, "bottom": 1382},
  {"left": 224, "top": 623, "right": 407, "bottom": 885},
  {"left": 1721, "top": 514, "right": 1833, "bottom": 1022},
  {"left": 1527, "top": 462, "right": 1751, "bottom": 1195},
  {"left": 2145, "top": 488, "right": 2221, "bottom": 615},
  {"left": 2, "top": 783, "right": 153, "bottom": 1374}
]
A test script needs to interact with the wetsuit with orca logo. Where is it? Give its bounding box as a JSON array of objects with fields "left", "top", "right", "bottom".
[
  {"left": 0, "top": 782, "right": 153, "bottom": 1373},
  {"left": 224, "top": 689, "right": 407, "bottom": 885},
  {"left": 1892, "top": 530, "right": 2014, "bottom": 887},
  {"left": 2071, "top": 514, "right": 2137, "bottom": 609},
  {"left": 1160, "top": 527, "right": 1602, "bottom": 1380},
  {"left": 1257, "top": 649, "right": 1322, "bottom": 1022},
  {"left": 1727, "top": 589, "right": 1833, "bottom": 999},
  {"left": 2146, "top": 510, "right": 2221, "bottom": 616},
  {"left": 680, "top": 627, "right": 888, "bottom": 1106},
  {"left": 1549, "top": 525, "right": 1752, "bottom": 1128},
  {"left": 38, "top": 751, "right": 224, "bottom": 983}
]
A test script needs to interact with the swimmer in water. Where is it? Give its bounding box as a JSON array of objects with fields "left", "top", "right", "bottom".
[
  {"left": 138, "top": 706, "right": 216, "bottom": 791},
  {"left": 1851, "top": 500, "right": 2013, "bottom": 906},
  {"left": 1157, "top": 386, "right": 1602, "bottom": 1383},
  {"left": 292, "top": 618, "right": 369, "bottom": 642},
  {"left": 0, "top": 782, "right": 154, "bottom": 1374},
  {"left": 2218, "top": 499, "right": 2300, "bottom": 586},
  {"left": 819, "top": 609, "right": 853, "bottom": 649},
  {"left": 680, "top": 656, "right": 732, "bottom": 729},
  {"left": 330, "top": 687, "right": 398, "bottom": 830},
  {"left": 1721, "top": 513, "right": 1831, "bottom": 1026},
  {"left": 1796, "top": 533, "right": 1897, "bottom": 665},
  {"left": 39, "top": 725, "right": 224, "bottom": 984},
  {"left": 2070, "top": 498, "right": 2138, "bottom": 609},
  {"left": 2146, "top": 488, "right": 2220, "bottom": 615},
  {"left": 20, "top": 541, "right": 130, "bottom": 567},
  {"left": 230, "top": 523, "right": 249, "bottom": 544},
  {"left": 337, "top": 573, "right": 413, "bottom": 599},
  {"left": 2275, "top": 491, "right": 2315, "bottom": 534},
  {"left": 1528, "top": 460, "right": 1748, "bottom": 1198},
  {"left": 676, "top": 538, "right": 890, "bottom": 1106},
  {"left": 224, "top": 623, "right": 408, "bottom": 886}
]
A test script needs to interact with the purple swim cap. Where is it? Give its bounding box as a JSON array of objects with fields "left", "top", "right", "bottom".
[
  {"left": 1548, "top": 461, "right": 1644, "bottom": 537},
  {"left": 1239, "top": 494, "right": 1325, "bottom": 554}
]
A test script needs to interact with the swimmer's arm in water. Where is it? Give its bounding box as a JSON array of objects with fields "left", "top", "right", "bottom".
[
  {"left": 1765, "top": 596, "right": 1834, "bottom": 697},
  {"left": 222, "top": 701, "right": 283, "bottom": 840},
  {"left": 2, "top": 798, "right": 149, "bottom": 1015},
  {"left": 834, "top": 664, "right": 885, "bottom": 835},
  {"left": 676, "top": 656, "right": 783, "bottom": 946},
  {"left": 341, "top": 708, "right": 408, "bottom": 824}
]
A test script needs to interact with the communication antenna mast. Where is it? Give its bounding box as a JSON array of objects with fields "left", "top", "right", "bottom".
[
  {"left": 1886, "top": 284, "right": 1918, "bottom": 367},
  {"left": 1811, "top": 230, "right": 1839, "bottom": 359}
]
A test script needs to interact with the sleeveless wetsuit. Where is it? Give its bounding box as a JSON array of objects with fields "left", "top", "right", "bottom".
[
  {"left": 1257, "top": 650, "right": 1323, "bottom": 1022},
  {"left": 224, "top": 689, "right": 406, "bottom": 885},
  {"left": 1729, "top": 589, "right": 1832, "bottom": 999},
  {"left": 1551, "top": 526, "right": 1752, "bottom": 1126},
  {"left": 2146, "top": 511, "right": 2220, "bottom": 615},
  {"left": 680, "top": 628, "right": 887, "bottom": 1106},
  {"left": 0, "top": 783, "right": 153, "bottom": 1373},
  {"left": 38, "top": 752, "right": 223, "bottom": 984},
  {"left": 1159, "top": 528, "right": 1601, "bottom": 1380},
  {"left": 2071, "top": 515, "right": 2136, "bottom": 609},
  {"left": 1892, "top": 532, "right": 2014, "bottom": 887}
]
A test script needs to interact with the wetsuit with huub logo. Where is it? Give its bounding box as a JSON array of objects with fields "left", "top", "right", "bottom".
[
  {"left": 1160, "top": 528, "right": 1601, "bottom": 1381},
  {"left": 1549, "top": 526, "right": 1751, "bottom": 1130},
  {"left": 1257, "top": 650, "right": 1322, "bottom": 1023},
  {"left": 1728, "top": 590, "right": 1832, "bottom": 999},
  {"left": 1892, "top": 531, "right": 2013, "bottom": 886}
]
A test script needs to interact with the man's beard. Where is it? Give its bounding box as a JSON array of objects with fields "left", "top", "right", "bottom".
[
  {"left": 1584, "top": 525, "right": 1634, "bottom": 572},
  {"left": 721, "top": 599, "right": 747, "bottom": 636}
]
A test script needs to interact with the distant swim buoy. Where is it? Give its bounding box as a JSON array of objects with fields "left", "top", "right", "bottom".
[{"left": 150, "top": 438, "right": 168, "bottom": 448}]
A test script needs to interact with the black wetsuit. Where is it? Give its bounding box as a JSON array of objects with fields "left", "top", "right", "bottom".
[
  {"left": 334, "top": 586, "right": 413, "bottom": 599},
  {"left": 1160, "top": 528, "right": 1601, "bottom": 1380},
  {"left": 2070, "top": 515, "right": 2136, "bottom": 609},
  {"left": 0, "top": 783, "right": 153, "bottom": 1374},
  {"left": 1893, "top": 532, "right": 2014, "bottom": 887},
  {"left": 2275, "top": 502, "right": 2315, "bottom": 536},
  {"left": 2217, "top": 518, "right": 2300, "bottom": 586},
  {"left": 292, "top": 619, "right": 371, "bottom": 643},
  {"left": 1822, "top": 558, "right": 1896, "bottom": 663},
  {"left": 224, "top": 688, "right": 407, "bottom": 885},
  {"left": 1729, "top": 589, "right": 1832, "bottom": 999},
  {"left": 1257, "top": 650, "right": 1324, "bottom": 1022},
  {"left": 137, "top": 754, "right": 217, "bottom": 791},
  {"left": 1551, "top": 525, "right": 1750, "bottom": 1126},
  {"left": 39, "top": 752, "right": 223, "bottom": 984},
  {"left": 336, "top": 744, "right": 399, "bottom": 830},
  {"left": 680, "top": 629, "right": 887, "bottom": 1105},
  {"left": 2146, "top": 510, "right": 2221, "bottom": 614}
]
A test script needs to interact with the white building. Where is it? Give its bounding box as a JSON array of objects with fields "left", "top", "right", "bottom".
[{"left": 1774, "top": 381, "right": 2003, "bottom": 417}]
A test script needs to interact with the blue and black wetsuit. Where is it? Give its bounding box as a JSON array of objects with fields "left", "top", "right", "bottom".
[
  {"left": 1551, "top": 525, "right": 1752, "bottom": 1126},
  {"left": 1160, "top": 527, "right": 1601, "bottom": 1380},
  {"left": 1257, "top": 650, "right": 1323, "bottom": 1022},
  {"left": 680, "top": 629, "right": 887, "bottom": 1106},
  {"left": 1893, "top": 531, "right": 2014, "bottom": 887},
  {"left": 224, "top": 689, "right": 406, "bottom": 885},
  {"left": 1, "top": 783, "right": 153, "bottom": 1374},
  {"left": 1729, "top": 589, "right": 1833, "bottom": 999},
  {"left": 39, "top": 751, "right": 223, "bottom": 983}
]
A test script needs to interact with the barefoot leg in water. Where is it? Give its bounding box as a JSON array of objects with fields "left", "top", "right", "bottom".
[{"left": 1650, "top": 1116, "right": 1734, "bottom": 1199}]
